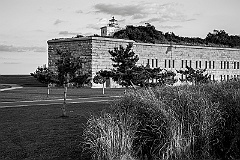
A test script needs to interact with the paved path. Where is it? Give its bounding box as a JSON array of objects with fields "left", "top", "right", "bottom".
[
  {"left": 0, "top": 96, "right": 120, "bottom": 108},
  {"left": 0, "top": 84, "right": 23, "bottom": 92}
]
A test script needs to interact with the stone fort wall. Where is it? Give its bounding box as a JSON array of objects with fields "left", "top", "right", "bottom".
[{"left": 48, "top": 37, "right": 240, "bottom": 88}]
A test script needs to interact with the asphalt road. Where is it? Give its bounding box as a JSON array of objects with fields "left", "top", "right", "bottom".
[{"left": 0, "top": 96, "right": 120, "bottom": 108}]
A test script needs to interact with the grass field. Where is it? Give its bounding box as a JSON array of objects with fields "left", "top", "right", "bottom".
[
  {"left": 0, "top": 75, "right": 126, "bottom": 102},
  {"left": 0, "top": 87, "right": 125, "bottom": 102},
  {"left": 0, "top": 102, "right": 111, "bottom": 160},
  {"left": 0, "top": 75, "right": 46, "bottom": 87}
]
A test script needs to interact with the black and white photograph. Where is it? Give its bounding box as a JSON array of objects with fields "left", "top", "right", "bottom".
[{"left": 0, "top": 0, "right": 240, "bottom": 159}]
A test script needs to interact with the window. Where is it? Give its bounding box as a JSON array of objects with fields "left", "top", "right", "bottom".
[
  {"left": 220, "top": 75, "right": 222, "bottom": 81},
  {"left": 213, "top": 75, "right": 215, "bottom": 81},
  {"left": 237, "top": 62, "right": 240, "bottom": 69},
  {"left": 199, "top": 61, "right": 202, "bottom": 68},
  {"left": 205, "top": 61, "right": 208, "bottom": 69},
  {"left": 185, "top": 60, "right": 188, "bottom": 68},
  {"left": 190, "top": 60, "right": 192, "bottom": 68},
  {"left": 227, "top": 61, "right": 229, "bottom": 69},
  {"left": 147, "top": 59, "right": 150, "bottom": 66},
  {"left": 165, "top": 60, "right": 167, "bottom": 68},
  {"left": 224, "top": 61, "right": 226, "bottom": 69},
  {"left": 196, "top": 61, "right": 198, "bottom": 69},
  {"left": 156, "top": 59, "right": 158, "bottom": 68},
  {"left": 169, "top": 60, "right": 171, "bottom": 68},
  {"left": 213, "top": 61, "right": 215, "bottom": 69},
  {"left": 209, "top": 61, "right": 211, "bottom": 69},
  {"left": 227, "top": 75, "right": 229, "bottom": 81},
  {"left": 182, "top": 60, "right": 184, "bottom": 68},
  {"left": 221, "top": 61, "right": 222, "bottom": 69},
  {"left": 152, "top": 59, "right": 154, "bottom": 68},
  {"left": 172, "top": 60, "right": 175, "bottom": 68},
  {"left": 234, "top": 62, "right": 236, "bottom": 69}
]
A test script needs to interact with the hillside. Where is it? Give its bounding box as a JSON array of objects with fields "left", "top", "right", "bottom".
[{"left": 113, "top": 24, "right": 240, "bottom": 48}]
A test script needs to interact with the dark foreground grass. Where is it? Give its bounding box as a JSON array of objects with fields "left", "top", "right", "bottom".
[{"left": 0, "top": 102, "right": 111, "bottom": 160}]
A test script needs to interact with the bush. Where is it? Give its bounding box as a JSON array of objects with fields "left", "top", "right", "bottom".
[
  {"left": 83, "top": 80, "right": 240, "bottom": 160},
  {"left": 83, "top": 111, "right": 138, "bottom": 160}
]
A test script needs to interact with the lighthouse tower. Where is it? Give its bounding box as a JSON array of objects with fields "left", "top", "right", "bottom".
[{"left": 100, "top": 17, "right": 122, "bottom": 37}]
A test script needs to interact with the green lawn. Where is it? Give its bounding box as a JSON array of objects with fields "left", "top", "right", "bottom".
[{"left": 0, "top": 102, "right": 111, "bottom": 160}]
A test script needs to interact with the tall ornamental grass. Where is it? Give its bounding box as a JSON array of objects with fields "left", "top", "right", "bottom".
[
  {"left": 83, "top": 110, "right": 138, "bottom": 160},
  {"left": 83, "top": 79, "right": 240, "bottom": 160}
]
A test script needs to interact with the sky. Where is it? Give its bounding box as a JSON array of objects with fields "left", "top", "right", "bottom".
[{"left": 0, "top": 0, "right": 239, "bottom": 75}]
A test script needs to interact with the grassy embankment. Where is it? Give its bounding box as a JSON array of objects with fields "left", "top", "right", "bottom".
[{"left": 84, "top": 80, "right": 240, "bottom": 160}]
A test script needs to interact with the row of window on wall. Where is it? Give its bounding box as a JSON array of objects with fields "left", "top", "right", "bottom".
[
  {"left": 147, "top": 59, "right": 240, "bottom": 70},
  {"left": 147, "top": 59, "right": 159, "bottom": 68},
  {"left": 220, "top": 61, "right": 240, "bottom": 69},
  {"left": 182, "top": 60, "right": 215, "bottom": 69},
  {"left": 220, "top": 75, "right": 240, "bottom": 81},
  {"left": 147, "top": 59, "right": 175, "bottom": 68}
]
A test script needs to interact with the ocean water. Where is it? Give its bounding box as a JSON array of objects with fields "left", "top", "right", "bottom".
[{"left": 0, "top": 51, "right": 48, "bottom": 75}]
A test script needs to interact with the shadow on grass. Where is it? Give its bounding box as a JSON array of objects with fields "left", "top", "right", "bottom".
[{"left": 0, "top": 102, "right": 111, "bottom": 160}]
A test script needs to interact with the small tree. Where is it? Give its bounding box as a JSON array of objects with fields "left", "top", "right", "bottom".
[
  {"left": 55, "top": 49, "right": 83, "bottom": 86},
  {"left": 93, "top": 70, "right": 112, "bottom": 94},
  {"left": 31, "top": 66, "right": 57, "bottom": 84},
  {"left": 55, "top": 49, "right": 89, "bottom": 117},
  {"left": 177, "top": 66, "right": 211, "bottom": 85},
  {"left": 109, "top": 43, "right": 139, "bottom": 87},
  {"left": 30, "top": 66, "right": 57, "bottom": 96}
]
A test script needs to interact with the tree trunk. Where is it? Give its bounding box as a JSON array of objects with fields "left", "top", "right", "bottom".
[
  {"left": 102, "top": 82, "right": 105, "bottom": 94},
  {"left": 47, "top": 83, "right": 50, "bottom": 97},
  {"left": 62, "top": 85, "right": 67, "bottom": 117}
]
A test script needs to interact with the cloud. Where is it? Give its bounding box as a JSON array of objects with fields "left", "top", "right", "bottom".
[
  {"left": 132, "top": 14, "right": 147, "bottom": 19},
  {"left": 87, "top": 24, "right": 101, "bottom": 30},
  {"left": 118, "top": 19, "right": 126, "bottom": 23},
  {"left": 94, "top": 3, "right": 145, "bottom": 16},
  {"left": 59, "top": 31, "right": 81, "bottom": 36},
  {"left": 34, "top": 47, "right": 47, "bottom": 52},
  {"left": 76, "top": 10, "right": 83, "bottom": 13},
  {"left": 54, "top": 19, "right": 64, "bottom": 25},
  {"left": 3, "top": 62, "right": 20, "bottom": 64},
  {"left": 140, "top": 13, "right": 196, "bottom": 24},
  {"left": 159, "top": 25, "right": 182, "bottom": 29},
  {"left": 94, "top": 2, "right": 196, "bottom": 25},
  {"left": 0, "top": 45, "right": 46, "bottom": 52}
]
